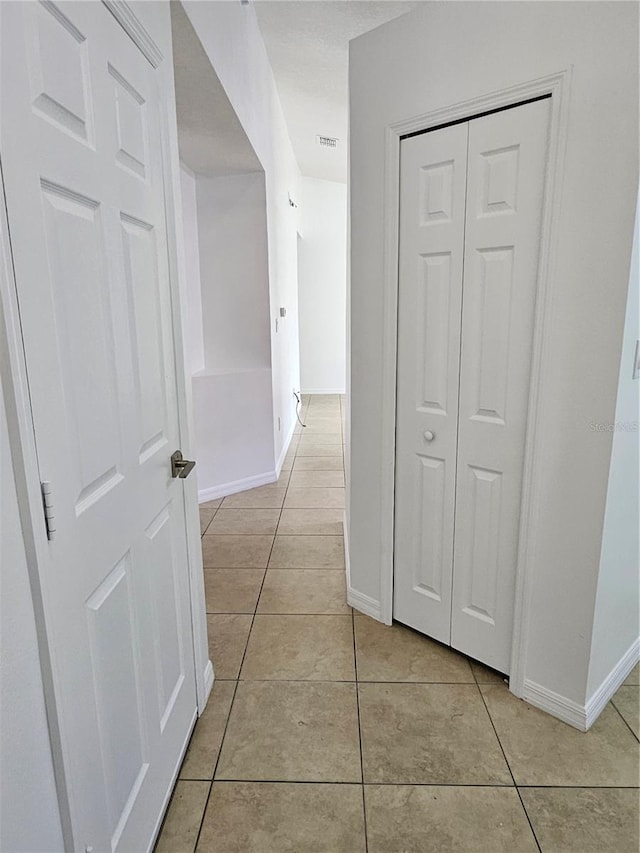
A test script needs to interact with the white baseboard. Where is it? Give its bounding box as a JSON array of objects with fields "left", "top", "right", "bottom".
[
  {"left": 344, "top": 511, "right": 384, "bottom": 621},
  {"left": 585, "top": 636, "right": 640, "bottom": 729},
  {"left": 343, "top": 511, "right": 350, "bottom": 586},
  {"left": 301, "top": 388, "right": 346, "bottom": 395},
  {"left": 347, "top": 587, "right": 383, "bottom": 621},
  {"left": 276, "top": 416, "right": 296, "bottom": 477},
  {"left": 522, "top": 679, "right": 588, "bottom": 731},
  {"left": 200, "top": 660, "right": 214, "bottom": 713},
  {"left": 198, "top": 470, "right": 276, "bottom": 503}
]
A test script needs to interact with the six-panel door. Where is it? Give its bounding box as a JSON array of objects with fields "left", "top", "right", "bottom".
[{"left": 1, "top": 3, "right": 197, "bottom": 851}]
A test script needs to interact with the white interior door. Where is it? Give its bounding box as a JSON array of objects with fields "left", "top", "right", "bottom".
[
  {"left": 394, "top": 123, "right": 468, "bottom": 644},
  {"left": 1, "top": 3, "right": 197, "bottom": 851},
  {"left": 451, "top": 98, "right": 550, "bottom": 672},
  {"left": 394, "top": 98, "right": 550, "bottom": 672}
]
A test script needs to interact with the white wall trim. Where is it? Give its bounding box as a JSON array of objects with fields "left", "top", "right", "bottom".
[
  {"left": 585, "top": 636, "right": 640, "bottom": 729},
  {"left": 514, "top": 636, "right": 639, "bottom": 733},
  {"left": 198, "top": 470, "right": 277, "bottom": 503},
  {"left": 276, "top": 414, "right": 296, "bottom": 477},
  {"left": 344, "top": 511, "right": 385, "bottom": 622},
  {"left": 343, "top": 511, "right": 350, "bottom": 587},
  {"left": 376, "top": 70, "right": 573, "bottom": 700},
  {"left": 102, "top": 0, "right": 163, "bottom": 68},
  {"left": 202, "top": 660, "right": 214, "bottom": 704},
  {"left": 522, "top": 679, "right": 587, "bottom": 731}
]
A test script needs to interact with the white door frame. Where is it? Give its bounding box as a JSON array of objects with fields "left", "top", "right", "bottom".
[
  {"left": 0, "top": 3, "right": 211, "bottom": 848},
  {"left": 379, "top": 70, "right": 572, "bottom": 697}
]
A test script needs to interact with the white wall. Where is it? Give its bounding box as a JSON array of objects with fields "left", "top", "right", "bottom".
[
  {"left": 196, "top": 172, "right": 271, "bottom": 370},
  {"left": 298, "top": 177, "right": 347, "bottom": 394},
  {"left": 179, "top": 163, "right": 205, "bottom": 374},
  {"left": 348, "top": 1, "right": 638, "bottom": 710},
  {"left": 588, "top": 188, "right": 640, "bottom": 697},
  {"left": 182, "top": 1, "right": 301, "bottom": 463},
  {"left": 0, "top": 380, "right": 64, "bottom": 853}
]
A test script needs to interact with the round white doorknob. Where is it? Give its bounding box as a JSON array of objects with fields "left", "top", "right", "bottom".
[{"left": 423, "top": 430, "right": 435, "bottom": 442}]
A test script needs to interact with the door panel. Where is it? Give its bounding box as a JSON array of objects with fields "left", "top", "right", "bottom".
[
  {"left": 394, "top": 99, "right": 550, "bottom": 673},
  {"left": 1, "top": 3, "right": 196, "bottom": 851},
  {"left": 394, "top": 123, "right": 468, "bottom": 644},
  {"left": 451, "top": 98, "right": 551, "bottom": 671}
]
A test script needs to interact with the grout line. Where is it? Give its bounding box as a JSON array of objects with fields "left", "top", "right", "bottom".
[
  {"left": 352, "top": 609, "right": 369, "bottom": 852},
  {"left": 179, "top": 778, "right": 640, "bottom": 789},
  {"left": 610, "top": 698, "right": 640, "bottom": 745},
  {"left": 191, "top": 678, "right": 241, "bottom": 852},
  {"left": 477, "top": 687, "right": 542, "bottom": 852}
]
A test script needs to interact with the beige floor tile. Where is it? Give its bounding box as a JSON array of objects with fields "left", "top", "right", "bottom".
[
  {"left": 155, "top": 780, "right": 209, "bottom": 853},
  {"left": 201, "top": 535, "right": 273, "bottom": 568},
  {"left": 278, "top": 509, "right": 343, "bottom": 535},
  {"left": 200, "top": 499, "right": 223, "bottom": 511},
  {"left": 288, "top": 470, "right": 345, "bottom": 488},
  {"left": 180, "top": 681, "right": 236, "bottom": 780},
  {"left": 276, "top": 468, "right": 291, "bottom": 486},
  {"left": 358, "top": 683, "right": 512, "bottom": 784},
  {"left": 199, "top": 506, "right": 217, "bottom": 534},
  {"left": 258, "top": 570, "right": 349, "bottom": 615},
  {"left": 296, "top": 444, "right": 343, "bottom": 457},
  {"left": 207, "top": 614, "right": 252, "bottom": 679},
  {"left": 204, "top": 569, "right": 265, "bottom": 614},
  {"left": 206, "top": 509, "right": 281, "bottom": 535},
  {"left": 520, "top": 787, "right": 640, "bottom": 853},
  {"left": 471, "top": 660, "right": 507, "bottom": 684},
  {"left": 365, "top": 785, "right": 538, "bottom": 853},
  {"left": 297, "top": 432, "right": 343, "bottom": 445},
  {"left": 292, "top": 456, "right": 344, "bottom": 471},
  {"left": 216, "top": 681, "right": 361, "bottom": 782},
  {"left": 624, "top": 662, "right": 639, "bottom": 685},
  {"left": 303, "top": 426, "right": 344, "bottom": 436},
  {"left": 197, "top": 782, "right": 365, "bottom": 853},
  {"left": 355, "top": 615, "right": 474, "bottom": 682},
  {"left": 284, "top": 487, "right": 345, "bottom": 509},
  {"left": 279, "top": 458, "right": 293, "bottom": 472},
  {"left": 268, "top": 535, "right": 345, "bottom": 568},
  {"left": 612, "top": 686, "right": 640, "bottom": 738},
  {"left": 221, "top": 485, "right": 286, "bottom": 509},
  {"left": 481, "top": 683, "right": 640, "bottom": 785},
  {"left": 241, "top": 615, "right": 355, "bottom": 680}
]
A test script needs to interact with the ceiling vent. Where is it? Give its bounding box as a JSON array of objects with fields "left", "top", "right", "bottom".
[{"left": 317, "top": 135, "right": 339, "bottom": 149}]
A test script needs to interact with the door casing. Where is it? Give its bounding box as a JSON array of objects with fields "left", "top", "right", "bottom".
[
  {"left": 0, "top": 3, "right": 211, "bottom": 849},
  {"left": 378, "top": 70, "right": 572, "bottom": 699}
]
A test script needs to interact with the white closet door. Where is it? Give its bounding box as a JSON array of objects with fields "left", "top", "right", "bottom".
[
  {"left": 393, "top": 123, "right": 468, "bottom": 643},
  {"left": 1, "top": 4, "right": 196, "bottom": 851},
  {"left": 451, "top": 98, "right": 550, "bottom": 672}
]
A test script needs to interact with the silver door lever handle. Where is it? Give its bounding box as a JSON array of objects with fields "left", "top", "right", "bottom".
[{"left": 171, "top": 450, "right": 196, "bottom": 479}]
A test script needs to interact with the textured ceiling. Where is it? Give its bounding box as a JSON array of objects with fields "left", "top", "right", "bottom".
[
  {"left": 171, "top": 3, "right": 262, "bottom": 177},
  {"left": 254, "top": 1, "right": 419, "bottom": 183}
]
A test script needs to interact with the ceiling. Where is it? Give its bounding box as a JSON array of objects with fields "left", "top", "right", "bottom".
[
  {"left": 171, "top": 3, "right": 262, "bottom": 177},
  {"left": 254, "top": 0, "right": 419, "bottom": 183}
]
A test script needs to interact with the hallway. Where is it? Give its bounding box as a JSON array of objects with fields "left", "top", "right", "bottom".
[{"left": 156, "top": 394, "right": 639, "bottom": 853}]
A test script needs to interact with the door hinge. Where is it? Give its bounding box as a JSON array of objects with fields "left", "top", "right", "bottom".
[{"left": 40, "top": 481, "right": 56, "bottom": 541}]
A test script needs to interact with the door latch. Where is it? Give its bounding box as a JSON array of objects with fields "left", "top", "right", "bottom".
[{"left": 171, "top": 450, "right": 196, "bottom": 479}]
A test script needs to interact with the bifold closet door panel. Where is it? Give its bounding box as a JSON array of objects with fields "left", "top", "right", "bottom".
[
  {"left": 451, "top": 98, "right": 551, "bottom": 672},
  {"left": 393, "top": 123, "right": 468, "bottom": 643}
]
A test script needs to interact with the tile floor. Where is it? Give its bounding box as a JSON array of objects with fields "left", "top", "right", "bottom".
[{"left": 156, "top": 394, "right": 640, "bottom": 853}]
